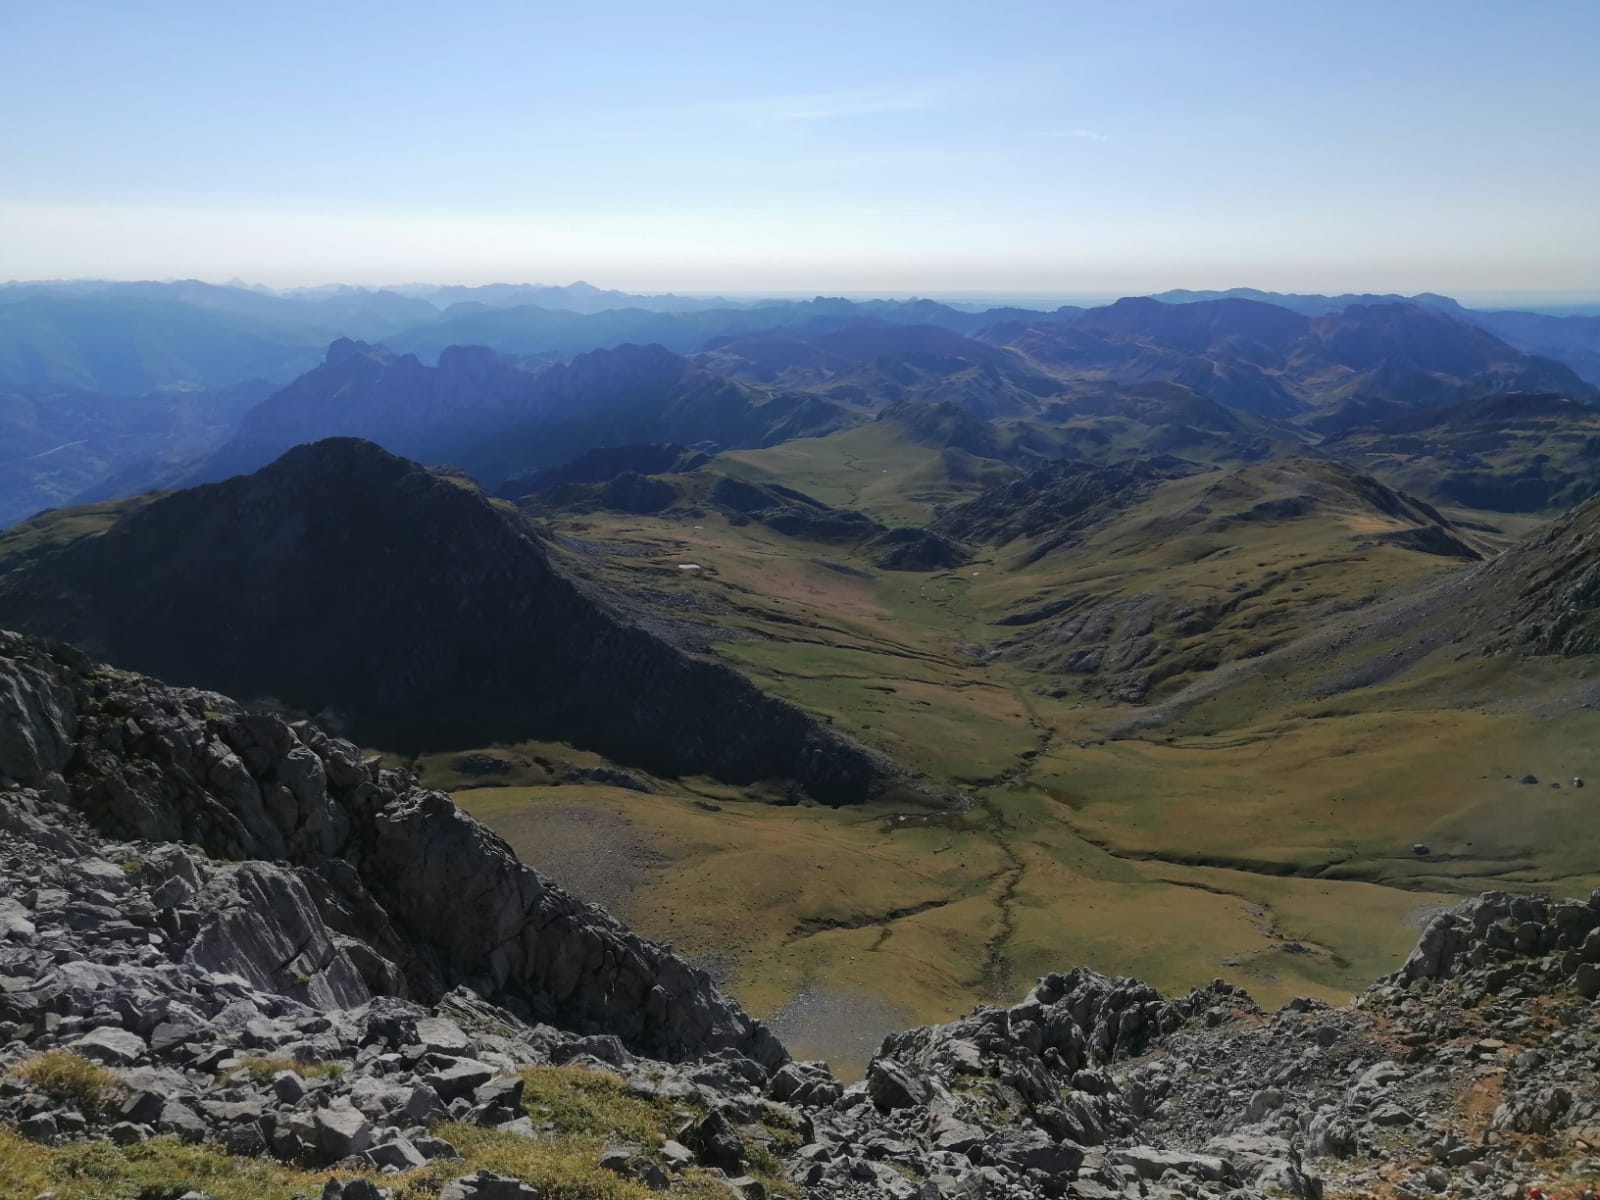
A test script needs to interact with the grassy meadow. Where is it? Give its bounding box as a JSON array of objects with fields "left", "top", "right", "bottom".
[{"left": 440, "top": 448, "right": 1597, "bottom": 1073}]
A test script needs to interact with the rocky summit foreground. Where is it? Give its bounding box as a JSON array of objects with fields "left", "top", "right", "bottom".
[{"left": 3, "top": 632, "right": 1600, "bottom": 1199}]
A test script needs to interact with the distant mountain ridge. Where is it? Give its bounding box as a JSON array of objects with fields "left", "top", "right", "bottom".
[
  {"left": 987, "top": 297, "right": 1593, "bottom": 417},
  {"left": 394, "top": 279, "right": 743, "bottom": 314},
  {"left": 379, "top": 295, "right": 1070, "bottom": 363},
  {"left": 1149, "top": 287, "right": 1465, "bottom": 315},
  {"left": 1149, "top": 286, "right": 1600, "bottom": 385},
  {"left": 0, "top": 293, "right": 329, "bottom": 394},
  {"left": 697, "top": 318, "right": 1064, "bottom": 417}
]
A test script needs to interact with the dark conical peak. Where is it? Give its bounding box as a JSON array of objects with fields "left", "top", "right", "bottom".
[{"left": 263, "top": 436, "right": 420, "bottom": 485}]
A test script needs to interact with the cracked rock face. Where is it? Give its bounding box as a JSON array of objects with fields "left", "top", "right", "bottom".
[{"left": 0, "top": 630, "right": 783, "bottom": 1069}]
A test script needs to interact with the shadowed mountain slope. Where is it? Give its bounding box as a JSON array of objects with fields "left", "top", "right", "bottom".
[
  {"left": 0, "top": 439, "right": 901, "bottom": 803},
  {"left": 0, "top": 378, "right": 273, "bottom": 526},
  {"left": 194, "top": 339, "right": 857, "bottom": 490},
  {"left": 497, "top": 442, "right": 713, "bottom": 499},
  {"left": 195, "top": 338, "right": 541, "bottom": 482}
]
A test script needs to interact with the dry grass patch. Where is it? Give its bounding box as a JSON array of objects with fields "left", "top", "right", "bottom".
[
  {"left": 9, "top": 1051, "right": 123, "bottom": 1117},
  {"left": 2, "top": 1133, "right": 341, "bottom": 1200},
  {"left": 233, "top": 1056, "right": 348, "bottom": 1084},
  {"left": 516, "top": 1065, "right": 684, "bottom": 1142},
  {"left": 0, "top": 1127, "right": 50, "bottom": 1200}
]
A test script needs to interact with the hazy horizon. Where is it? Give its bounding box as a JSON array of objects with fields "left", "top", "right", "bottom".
[
  {"left": 7, "top": 277, "right": 1600, "bottom": 314},
  {"left": 4, "top": 0, "right": 1598, "bottom": 294}
]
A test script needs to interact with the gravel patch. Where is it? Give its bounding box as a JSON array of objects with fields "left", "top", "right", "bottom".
[
  {"left": 768, "top": 986, "right": 914, "bottom": 1081},
  {"left": 486, "top": 802, "right": 668, "bottom": 923}
]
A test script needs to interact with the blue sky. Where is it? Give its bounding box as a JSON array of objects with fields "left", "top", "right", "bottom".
[{"left": 2, "top": 0, "right": 1597, "bottom": 298}]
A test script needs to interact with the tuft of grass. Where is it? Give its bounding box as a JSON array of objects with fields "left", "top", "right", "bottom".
[
  {"left": 0, "top": 1128, "right": 50, "bottom": 1200},
  {"left": 9, "top": 1051, "right": 123, "bottom": 1117},
  {"left": 517, "top": 1065, "right": 691, "bottom": 1143},
  {"left": 400, "top": 1123, "right": 660, "bottom": 1200},
  {"left": 234, "top": 1057, "right": 347, "bottom": 1084},
  {"left": 28, "top": 1134, "right": 352, "bottom": 1200},
  {"left": 422, "top": 1115, "right": 798, "bottom": 1200}
]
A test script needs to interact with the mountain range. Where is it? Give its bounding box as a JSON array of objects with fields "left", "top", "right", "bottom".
[
  {"left": 4, "top": 279, "right": 1598, "bottom": 525},
  {"left": 1152, "top": 286, "right": 1600, "bottom": 385}
]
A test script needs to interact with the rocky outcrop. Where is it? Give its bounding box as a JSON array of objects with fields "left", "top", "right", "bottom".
[
  {"left": 1476, "top": 491, "right": 1600, "bottom": 656},
  {"left": 785, "top": 894, "right": 1600, "bottom": 1198},
  {"left": 0, "top": 778, "right": 786, "bottom": 1173},
  {"left": 788, "top": 970, "right": 1261, "bottom": 1198},
  {"left": 0, "top": 630, "right": 782, "bottom": 1067}
]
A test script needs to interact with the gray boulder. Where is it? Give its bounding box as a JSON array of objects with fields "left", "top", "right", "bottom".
[{"left": 70, "top": 1026, "right": 147, "bottom": 1066}]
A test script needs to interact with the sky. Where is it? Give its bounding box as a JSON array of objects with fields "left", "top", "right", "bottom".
[{"left": 2, "top": 0, "right": 1598, "bottom": 299}]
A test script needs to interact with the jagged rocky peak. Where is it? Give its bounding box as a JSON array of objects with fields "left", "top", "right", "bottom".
[{"left": 324, "top": 335, "right": 382, "bottom": 364}]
